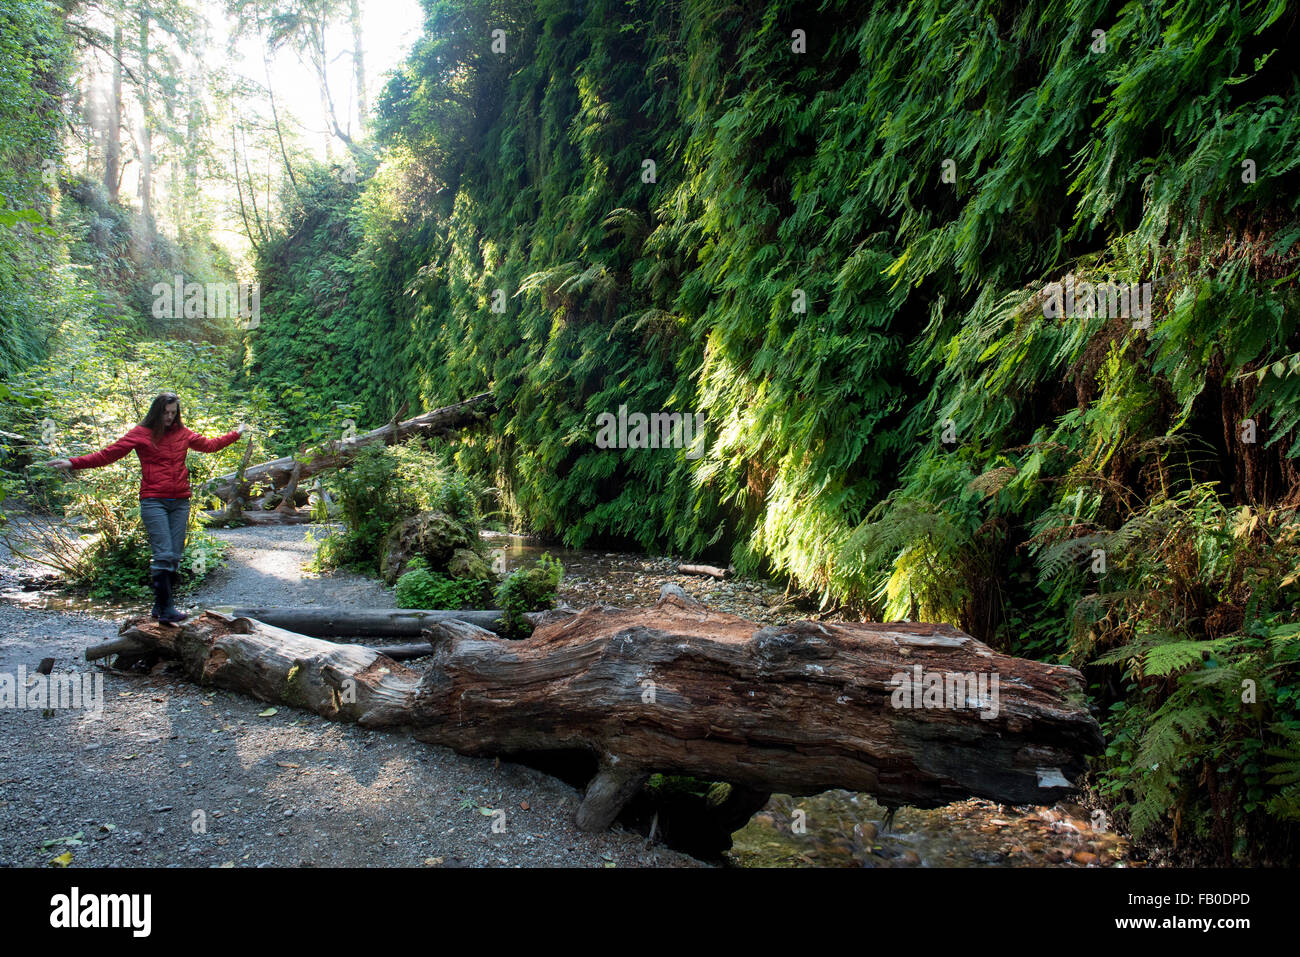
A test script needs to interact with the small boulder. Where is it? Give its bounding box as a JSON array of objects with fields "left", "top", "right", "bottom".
[
  {"left": 447, "top": 547, "right": 492, "bottom": 582},
  {"left": 379, "top": 511, "right": 473, "bottom": 584}
]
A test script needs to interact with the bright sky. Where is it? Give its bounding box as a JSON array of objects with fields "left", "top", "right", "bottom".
[
  {"left": 225, "top": 0, "right": 426, "bottom": 158},
  {"left": 68, "top": 0, "right": 428, "bottom": 265}
]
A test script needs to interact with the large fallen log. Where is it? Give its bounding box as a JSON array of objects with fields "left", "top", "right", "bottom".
[
  {"left": 203, "top": 392, "right": 494, "bottom": 502},
  {"left": 118, "top": 592, "right": 1104, "bottom": 833}
]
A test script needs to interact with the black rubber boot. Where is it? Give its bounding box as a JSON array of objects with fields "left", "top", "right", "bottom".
[
  {"left": 151, "top": 570, "right": 186, "bottom": 623},
  {"left": 150, "top": 574, "right": 165, "bottom": 620}
]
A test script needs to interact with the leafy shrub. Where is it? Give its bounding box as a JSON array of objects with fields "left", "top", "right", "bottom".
[
  {"left": 495, "top": 553, "right": 563, "bottom": 635},
  {"left": 316, "top": 442, "right": 488, "bottom": 573},
  {"left": 394, "top": 556, "right": 489, "bottom": 609},
  {"left": 1075, "top": 486, "right": 1300, "bottom": 864},
  {"left": 315, "top": 445, "right": 404, "bottom": 571},
  {"left": 3, "top": 487, "right": 227, "bottom": 600}
]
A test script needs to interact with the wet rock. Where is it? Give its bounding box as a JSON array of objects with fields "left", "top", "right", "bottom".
[
  {"left": 854, "top": 821, "right": 878, "bottom": 842},
  {"left": 1072, "top": 850, "right": 1098, "bottom": 866}
]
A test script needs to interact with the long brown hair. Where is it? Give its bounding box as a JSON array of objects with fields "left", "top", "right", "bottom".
[{"left": 140, "top": 392, "right": 183, "bottom": 445}]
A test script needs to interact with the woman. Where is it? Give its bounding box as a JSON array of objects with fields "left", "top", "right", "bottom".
[{"left": 49, "top": 392, "right": 248, "bottom": 622}]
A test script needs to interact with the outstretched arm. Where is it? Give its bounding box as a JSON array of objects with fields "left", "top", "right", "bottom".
[
  {"left": 65, "top": 428, "right": 146, "bottom": 470},
  {"left": 184, "top": 423, "right": 248, "bottom": 453}
]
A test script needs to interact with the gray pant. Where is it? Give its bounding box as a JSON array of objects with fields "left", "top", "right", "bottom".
[{"left": 139, "top": 497, "right": 190, "bottom": 574}]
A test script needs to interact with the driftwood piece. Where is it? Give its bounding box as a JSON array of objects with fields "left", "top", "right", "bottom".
[
  {"left": 205, "top": 393, "right": 493, "bottom": 502},
  {"left": 423, "top": 618, "right": 501, "bottom": 647},
  {"left": 678, "top": 564, "right": 730, "bottom": 579},
  {"left": 118, "top": 595, "right": 1104, "bottom": 833}
]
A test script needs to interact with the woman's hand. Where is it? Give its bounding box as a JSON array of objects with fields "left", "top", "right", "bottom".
[
  {"left": 235, "top": 423, "right": 251, "bottom": 437},
  {"left": 47, "top": 458, "right": 74, "bottom": 475}
]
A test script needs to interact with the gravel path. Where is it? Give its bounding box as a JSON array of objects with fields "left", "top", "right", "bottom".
[{"left": 0, "top": 525, "right": 705, "bottom": 868}]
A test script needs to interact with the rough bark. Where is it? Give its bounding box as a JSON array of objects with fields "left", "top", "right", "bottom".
[
  {"left": 204, "top": 393, "right": 493, "bottom": 502},
  {"left": 116, "top": 593, "right": 1104, "bottom": 832}
]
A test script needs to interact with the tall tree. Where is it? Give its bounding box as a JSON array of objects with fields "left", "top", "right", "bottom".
[
  {"left": 264, "top": 0, "right": 364, "bottom": 160},
  {"left": 136, "top": 0, "right": 153, "bottom": 241},
  {"left": 349, "top": 0, "right": 366, "bottom": 132},
  {"left": 106, "top": 17, "right": 123, "bottom": 200}
]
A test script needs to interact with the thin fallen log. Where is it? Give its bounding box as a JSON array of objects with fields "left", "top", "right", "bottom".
[
  {"left": 368, "top": 641, "right": 436, "bottom": 660},
  {"left": 206, "top": 606, "right": 509, "bottom": 637},
  {"left": 204, "top": 393, "right": 493, "bottom": 502},
  {"left": 89, "top": 629, "right": 438, "bottom": 663},
  {"left": 201, "top": 508, "right": 314, "bottom": 526},
  {"left": 118, "top": 593, "right": 1104, "bottom": 833},
  {"left": 87, "top": 608, "right": 533, "bottom": 662}
]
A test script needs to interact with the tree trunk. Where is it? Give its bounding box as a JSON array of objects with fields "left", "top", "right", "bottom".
[
  {"left": 349, "top": 0, "right": 367, "bottom": 132},
  {"left": 204, "top": 393, "right": 493, "bottom": 502},
  {"left": 117, "top": 593, "right": 1104, "bottom": 832},
  {"left": 136, "top": 3, "right": 153, "bottom": 239},
  {"left": 105, "top": 21, "right": 122, "bottom": 201}
]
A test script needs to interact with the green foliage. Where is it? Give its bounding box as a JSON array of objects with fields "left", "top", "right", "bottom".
[
  {"left": 495, "top": 552, "right": 563, "bottom": 634},
  {"left": 313, "top": 445, "right": 405, "bottom": 571},
  {"left": 394, "top": 555, "right": 490, "bottom": 609},
  {"left": 79, "top": 526, "right": 226, "bottom": 601},
  {"left": 312, "top": 442, "right": 487, "bottom": 572},
  {"left": 1084, "top": 488, "right": 1300, "bottom": 864},
  {"left": 0, "top": 0, "right": 71, "bottom": 377}
]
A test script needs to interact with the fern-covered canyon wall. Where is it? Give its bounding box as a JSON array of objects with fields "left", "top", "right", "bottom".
[
  {"left": 249, "top": 0, "right": 1299, "bottom": 606},
  {"left": 238, "top": 0, "right": 1300, "bottom": 861}
]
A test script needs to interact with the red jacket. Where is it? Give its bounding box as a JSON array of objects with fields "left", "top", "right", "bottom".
[{"left": 70, "top": 424, "right": 240, "bottom": 499}]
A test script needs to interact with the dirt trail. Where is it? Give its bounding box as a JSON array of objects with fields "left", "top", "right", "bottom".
[{"left": 0, "top": 525, "right": 704, "bottom": 868}]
